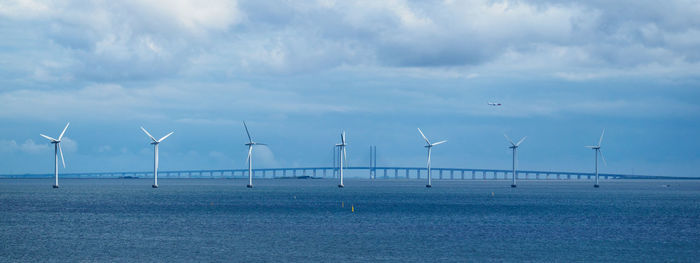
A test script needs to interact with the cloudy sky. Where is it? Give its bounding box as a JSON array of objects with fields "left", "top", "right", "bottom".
[{"left": 1, "top": 0, "right": 698, "bottom": 177}]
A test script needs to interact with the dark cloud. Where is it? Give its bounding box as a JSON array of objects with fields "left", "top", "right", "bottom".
[{"left": 2, "top": 0, "right": 698, "bottom": 81}]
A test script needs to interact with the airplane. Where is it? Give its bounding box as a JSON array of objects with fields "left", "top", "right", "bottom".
[{"left": 488, "top": 102, "right": 502, "bottom": 106}]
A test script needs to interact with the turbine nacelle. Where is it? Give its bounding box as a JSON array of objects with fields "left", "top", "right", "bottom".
[
  {"left": 418, "top": 128, "right": 447, "bottom": 148},
  {"left": 424, "top": 141, "right": 447, "bottom": 148},
  {"left": 40, "top": 122, "right": 70, "bottom": 169},
  {"left": 336, "top": 130, "right": 348, "bottom": 188},
  {"left": 40, "top": 135, "right": 60, "bottom": 143},
  {"left": 141, "top": 127, "right": 174, "bottom": 144},
  {"left": 587, "top": 128, "right": 607, "bottom": 188},
  {"left": 585, "top": 129, "right": 607, "bottom": 166},
  {"left": 336, "top": 131, "right": 348, "bottom": 155},
  {"left": 417, "top": 128, "right": 446, "bottom": 188},
  {"left": 243, "top": 121, "right": 267, "bottom": 188},
  {"left": 242, "top": 121, "right": 267, "bottom": 146},
  {"left": 504, "top": 134, "right": 526, "bottom": 149},
  {"left": 504, "top": 133, "right": 526, "bottom": 188},
  {"left": 140, "top": 126, "right": 174, "bottom": 189}
]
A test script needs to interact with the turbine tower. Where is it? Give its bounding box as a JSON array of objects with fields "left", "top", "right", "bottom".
[
  {"left": 335, "top": 131, "right": 347, "bottom": 188},
  {"left": 585, "top": 129, "right": 607, "bottom": 188},
  {"left": 504, "top": 134, "right": 527, "bottom": 188},
  {"left": 140, "top": 127, "right": 174, "bottom": 188},
  {"left": 40, "top": 123, "right": 70, "bottom": 188},
  {"left": 243, "top": 121, "right": 266, "bottom": 188},
  {"left": 418, "top": 128, "right": 447, "bottom": 188}
]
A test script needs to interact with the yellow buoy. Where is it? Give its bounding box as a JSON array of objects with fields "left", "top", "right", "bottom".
[
  {"left": 351, "top": 205, "right": 354, "bottom": 213},
  {"left": 342, "top": 202, "right": 344, "bottom": 208}
]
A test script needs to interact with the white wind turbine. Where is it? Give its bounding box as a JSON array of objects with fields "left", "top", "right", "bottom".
[
  {"left": 243, "top": 121, "right": 266, "bottom": 188},
  {"left": 40, "top": 123, "right": 70, "bottom": 188},
  {"left": 585, "top": 129, "right": 607, "bottom": 188},
  {"left": 418, "top": 128, "right": 447, "bottom": 188},
  {"left": 504, "top": 134, "right": 527, "bottom": 188},
  {"left": 335, "top": 131, "right": 347, "bottom": 188},
  {"left": 140, "top": 127, "right": 174, "bottom": 188}
]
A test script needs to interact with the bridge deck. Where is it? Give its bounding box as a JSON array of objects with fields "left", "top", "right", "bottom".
[{"left": 0, "top": 166, "right": 672, "bottom": 180}]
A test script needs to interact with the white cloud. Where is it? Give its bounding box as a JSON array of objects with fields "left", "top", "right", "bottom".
[
  {"left": 0, "top": 0, "right": 50, "bottom": 19},
  {"left": 253, "top": 146, "right": 278, "bottom": 168},
  {"left": 129, "top": 0, "right": 243, "bottom": 33},
  {"left": 2, "top": 0, "right": 700, "bottom": 83},
  {"left": 0, "top": 0, "right": 244, "bottom": 82},
  {"left": 59, "top": 137, "right": 77, "bottom": 153},
  {"left": 0, "top": 139, "right": 49, "bottom": 154}
]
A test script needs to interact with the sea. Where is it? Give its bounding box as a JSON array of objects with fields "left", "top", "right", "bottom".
[{"left": 1, "top": 178, "right": 699, "bottom": 262}]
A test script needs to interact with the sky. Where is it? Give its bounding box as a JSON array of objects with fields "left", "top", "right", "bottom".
[{"left": 0, "top": 0, "right": 699, "bottom": 177}]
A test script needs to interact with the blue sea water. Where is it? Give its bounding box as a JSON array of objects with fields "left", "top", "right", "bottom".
[{"left": 1, "top": 179, "right": 699, "bottom": 262}]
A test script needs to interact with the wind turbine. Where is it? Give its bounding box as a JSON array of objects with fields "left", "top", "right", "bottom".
[
  {"left": 243, "top": 121, "right": 266, "bottom": 188},
  {"left": 335, "top": 131, "right": 347, "bottom": 188},
  {"left": 140, "top": 127, "right": 174, "bottom": 188},
  {"left": 585, "top": 129, "right": 607, "bottom": 188},
  {"left": 504, "top": 134, "right": 527, "bottom": 188},
  {"left": 40, "top": 123, "right": 70, "bottom": 188},
  {"left": 418, "top": 128, "right": 447, "bottom": 188}
]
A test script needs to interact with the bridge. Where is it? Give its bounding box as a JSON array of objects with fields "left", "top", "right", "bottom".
[{"left": 0, "top": 166, "right": 679, "bottom": 180}]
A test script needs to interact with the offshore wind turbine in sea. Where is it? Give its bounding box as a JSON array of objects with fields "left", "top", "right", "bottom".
[
  {"left": 40, "top": 123, "right": 70, "bottom": 188},
  {"left": 140, "top": 127, "right": 174, "bottom": 188},
  {"left": 418, "top": 128, "right": 447, "bottom": 188},
  {"left": 585, "top": 129, "right": 607, "bottom": 188},
  {"left": 336, "top": 131, "right": 347, "bottom": 188},
  {"left": 504, "top": 133, "right": 527, "bottom": 188},
  {"left": 243, "top": 121, "right": 266, "bottom": 188}
]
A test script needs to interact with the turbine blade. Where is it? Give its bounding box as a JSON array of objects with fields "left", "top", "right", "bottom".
[
  {"left": 516, "top": 136, "right": 527, "bottom": 147},
  {"left": 417, "top": 128, "right": 430, "bottom": 144},
  {"left": 243, "top": 121, "right": 252, "bottom": 143},
  {"left": 158, "top": 131, "right": 174, "bottom": 142},
  {"left": 58, "top": 122, "right": 70, "bottom": 140},
  {"left": 432, "top": 140, "right": 447, "bottom": 146},
  {"left": 599, "top": 150, "right": 608, "bottom": 166},
  {"left": 343, "top": 147, "right": 347, "bottom": 166},
  {"left": 140, "top": 127, "right": 157, "bottom": 142},
  {"left": 427, "top": 148, "right": 432, "bottom": 166},
  {"left": 598, "top": 128, "right": 605, "bottom": 147},
  {"left": 503, "top": 133, "right": 515, "bottom": 146},
  {"left": 584, "top": 146, "right": 596, "bottom": 148},
  {"left": 246, "top": 146, "right": 252, "bottom": 163},
  {"left": 40, "top": 134, "right": 57, "bottom": 141},
  {"left": 341, "top": 131, "right": 346, "bottom": 145},
  {"left": 59, "top": 143, "right": 66, "bottom": 168},
  {"left": 255, "top": 143, "right": 267, "bottom": 146}
]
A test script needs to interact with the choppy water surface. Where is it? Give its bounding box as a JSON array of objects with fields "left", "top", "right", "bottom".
[{"left": 1, "top": 179, "right": 699, "bottom": 262}]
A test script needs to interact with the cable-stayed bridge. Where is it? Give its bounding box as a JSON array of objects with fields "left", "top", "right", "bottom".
[{"left": 0, "top": 166, "right": 684, "bottom": 180}]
